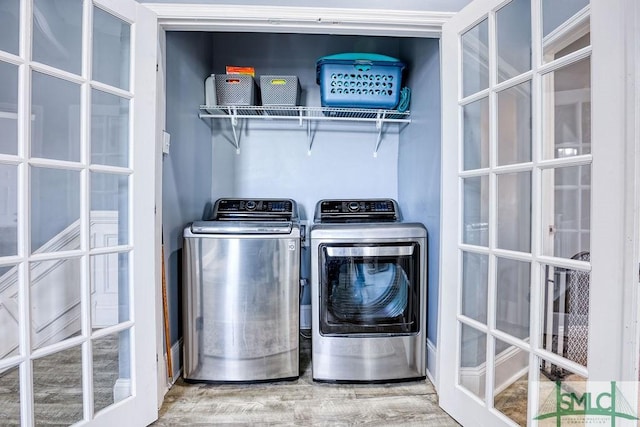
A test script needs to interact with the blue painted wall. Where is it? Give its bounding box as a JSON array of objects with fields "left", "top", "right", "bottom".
[
  {"left": 207, "top": 33, "right": 403, "bottom": 218},
  {"left": 163, "top": 31, "right": 443, "bottom": 374},
  {"left": 398, "top": 38, "right": 441, "bottom": 352},
  {"left": 163, "top": 32, "right": 214, "bottom": 346}
]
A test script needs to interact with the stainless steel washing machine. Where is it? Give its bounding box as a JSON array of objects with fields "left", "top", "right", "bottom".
[
  {"left": 183, "top": 198, "right": 300, "bottom": 382},
  {"left": 310, "top": 199, "right": 427, "bottom": 382}
]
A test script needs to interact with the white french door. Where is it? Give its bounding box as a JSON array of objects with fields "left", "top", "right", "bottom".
[
  {"left": 439, "top": 0, "right": 639, "bottom": 426},
  {"left": 0, "top": 0, "right": 158, "bottom": 425}
]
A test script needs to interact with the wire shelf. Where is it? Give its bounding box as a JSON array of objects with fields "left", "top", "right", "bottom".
[
  {"left": 199, "top": 105, "right": 411, "bottom": 123},
  {"left": 198, "top": 105, "right": 410, "bottom": 156}
]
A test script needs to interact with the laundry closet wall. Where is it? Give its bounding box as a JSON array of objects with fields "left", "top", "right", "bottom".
[
  {"left": 163, "top": 32, "right": 214, "bottom": 368},
  {"left": 157, "top": 0, "right": 473, "bottom": 381},
  {"left": 398, "top": 38, "right": 442, "bottom": 375},
  {"left": 208, "top": 33, "right": 402, "bottom": 217}
]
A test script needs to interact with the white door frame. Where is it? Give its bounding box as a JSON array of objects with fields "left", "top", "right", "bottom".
[
  {"left": 590, "top": 0, "right": 640, "bottom": 384},
  {"left": 632, "top": 0, "right": 640, "bottom": 387},
  {"left": 142, "top": 3, "right": 457, "bottom": 404},
  {"left": 141, "top": 4, "right": 454, "bottom": 37},
  {"left": 125, "top": 3, "right": 161, "bottom": 426},
  {"left": 143, "top": 1, "right": 640, "bottom": 416}
]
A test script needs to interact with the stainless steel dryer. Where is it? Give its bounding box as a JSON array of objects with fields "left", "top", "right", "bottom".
[
  {"left": 310, "top": 199, "right": 427, "bottom": 382},
  {"left": 183, "top": 198, "right": 300, "bottom": 382}
]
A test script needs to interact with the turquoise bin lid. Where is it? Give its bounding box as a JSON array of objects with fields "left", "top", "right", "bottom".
[{"left": 317, "top": 52, "right": 402, "bottom": 62}]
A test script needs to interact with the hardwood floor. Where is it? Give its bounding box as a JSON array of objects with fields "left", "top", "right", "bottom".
[
  {"left": 154, "top": 336, "right": 460, "bottom": 426},
  {"left": 1, "top": 335, "right": 462, "bottom": 426}
]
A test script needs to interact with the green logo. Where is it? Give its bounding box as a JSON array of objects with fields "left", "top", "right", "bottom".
[{"left": 535, "top": 381, "right": 638, "bottom": 426}]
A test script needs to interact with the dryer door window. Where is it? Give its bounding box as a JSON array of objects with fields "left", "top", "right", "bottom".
[{"left": 319, "top": 243, "right": 420, "bottom": 335}]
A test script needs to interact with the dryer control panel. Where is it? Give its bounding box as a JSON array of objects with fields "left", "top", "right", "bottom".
[{"left": 315, "top": 199, "right": 399, "bottom": 223}]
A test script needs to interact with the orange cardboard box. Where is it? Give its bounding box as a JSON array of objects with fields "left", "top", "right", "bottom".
[{"left": 226, "top": 66, "right": 255, "bottom": 77}]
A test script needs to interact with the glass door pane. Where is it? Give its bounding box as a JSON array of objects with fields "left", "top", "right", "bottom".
[
  {"left": 463, "top": 176, "right": 489, "bottom": 246},
  {"left": 496, "top": 171, "right": 531, "bottom": 252},
  {"left": 495, "top": 257, "right": 530, "bottom": 339},
  {"left": 0, "top": 366, "right": 20, "bottom": 422},
  {"left": 542, "top": 262, "right": 590, "bottom": 367},
  {"left": 0, "top": 0, "right": 20, "bottom": 55},
  {"left": 33, "top": 346, "right": 83, "bottom": 425},
  {"left": 0, "top": 264, "right": 19, "bottom": 360},
  {"left": 93, "top": 329, "right": 132, "bottom": 412},
  {"left": 91, "top": 89, "right": 130, "bottom": 167},
  {"left": 32, "top": 0, "right": 83, "bottom": 74},
  {"left": 31, "top": 73, "right": 81, "bottom": 162},
  {"left": 461, "top": 251, "right": 488, "bottom": 324},
  {"left": 29, "top": 257, "right": 82, "bottom": 350},
  {"left": 542, "top": 0, "right": 590, "bottom": 63},
  {"left": 0, "top": 165, "right": 18, "bottom": 257},
  {"left": 542, "top": 58, "right": 591, "bottom": 160},
  {"left": 462, "top": 19, "right": 489, "bottom": 98},
  {"left": 463, "top": 97, "right": 490, "bottom": 170},
  {"left": 542, "top": 165, "right": 591, "bottom": 258},
  {"left": 30, "top": 167, "right": 81, "bottom": 253},
  {"left": 90, "top": 172, "right": 129, "bottom": 248},
  {"left": 493, "top": 340, "right": 528, "bottom": 426},
  {"left": 459, "top": 323, "right": 487, "bottom": 399},
  {"left": 0, "top": 61, "right": 19, "bottom": 155},
  {"left": 93, "top": 6, "right": 131, "bottom": 90},
  {"left": 497, "top": 81, "right": 531, "bottom": 165},
  {"left": 496, "top": 0, "right": 531, "bottom": 82}
]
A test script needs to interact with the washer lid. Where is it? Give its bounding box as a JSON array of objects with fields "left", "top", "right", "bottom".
[{"left": 191, "top": 220, "right": 293, "bottom": 234}]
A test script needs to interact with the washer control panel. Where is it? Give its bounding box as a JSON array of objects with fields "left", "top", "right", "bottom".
[{"left": 213, "top": 199, "right": 296, "bottom": 220}]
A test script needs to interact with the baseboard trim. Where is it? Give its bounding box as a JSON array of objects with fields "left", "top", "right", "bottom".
[
  {"left": 426, "top": 338, "right": 437, "bottom": 389},
  {"left": 166, "top": 338, "right": 183, "bottom": 384}
]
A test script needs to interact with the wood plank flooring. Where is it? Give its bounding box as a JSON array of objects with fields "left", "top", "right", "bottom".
[{"left": 153, "top": 336, "right": 460, "bottom": 426}]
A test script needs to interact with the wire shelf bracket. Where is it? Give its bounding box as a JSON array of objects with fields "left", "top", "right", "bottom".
[{"left": 198, "top": 105, "right": 411, "bottom": 156}]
